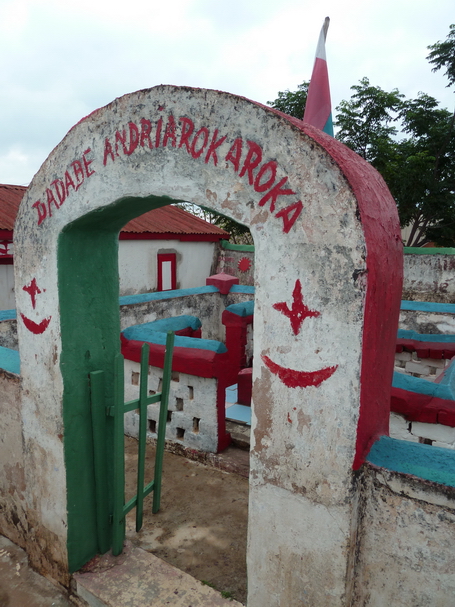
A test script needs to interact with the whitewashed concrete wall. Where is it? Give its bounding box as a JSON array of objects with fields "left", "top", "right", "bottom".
[
  {"left": 0, "top": 265, "right": 15, "bottom": 310},
  {"left": 399, "top": 309, "right": 455, "bottom": 335},
  {"left": 354, "top": 466, "right": 455, "bottom": 606},
  {"left": 0, "top": 319, "right": 17, "bottom": 350},
  {"left": 403, "top": 252, "right": 455, "bottom": 303},
  {"left": 120, "top": 291, "right": 225, "bottom": 341},
  {"left": 124, "top": 359, "right": 219, "bottom": 452},
  {"left": 118, "top": 239, "right": 218, "bottom": 296}
]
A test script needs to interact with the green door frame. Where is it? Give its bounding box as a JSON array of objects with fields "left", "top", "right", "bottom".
[{"left": 58, "top": 195, "right": 177, "bottom": 572}]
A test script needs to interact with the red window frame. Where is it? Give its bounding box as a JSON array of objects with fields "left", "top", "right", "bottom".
[{"left": 157, "top": 253, "right": 177, "bottom": 291}]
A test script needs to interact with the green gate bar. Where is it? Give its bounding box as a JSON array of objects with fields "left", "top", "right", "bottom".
[{"left": 91, "top": 330, "right": 175, "bottom": 557}]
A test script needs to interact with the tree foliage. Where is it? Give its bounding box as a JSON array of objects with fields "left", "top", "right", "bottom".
[
  {"left": 267, "top": 26, "right": 455, "bottom": 247},
  {"left": 427, "top": 24, "right": 455, "bottom": 89},
  {"left": 267, "top": 82, "right": 309, "bottom": 119},
  {"left": 175, "top": 202, "right": 254, "bottom": 245}
]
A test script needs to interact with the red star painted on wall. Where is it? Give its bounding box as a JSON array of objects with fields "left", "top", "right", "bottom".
[
  {"left": 238, "top": 257, "right": 251, "bottom": 273},
  {"left": 273, "top": 279, "right": 320, "bottom": 335}
]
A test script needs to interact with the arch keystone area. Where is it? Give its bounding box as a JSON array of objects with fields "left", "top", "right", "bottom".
[{"left": 14, "top": 85, "right": 402, "bottom": 605}]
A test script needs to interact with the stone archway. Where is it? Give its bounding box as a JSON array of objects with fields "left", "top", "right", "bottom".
[{"left": 14, "top": 86, "right": 402, "bottom": 606}]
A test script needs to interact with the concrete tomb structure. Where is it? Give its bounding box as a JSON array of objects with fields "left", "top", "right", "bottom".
[{"left": 5, "top": 86, "right": 409, "bottom": 605}]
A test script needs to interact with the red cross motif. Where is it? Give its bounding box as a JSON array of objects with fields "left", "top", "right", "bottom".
[
  {"left": 273, "top": 279, "right": 320, "bottom": 335},
  {"left": 265, "top": 279, "right": 338, "bottom": 389},
  {"left": 23, "top": 278, "right": 42, "bottom": 309},
  {"left": 21, "top": 278, "right": 51, "bottom": 335}
]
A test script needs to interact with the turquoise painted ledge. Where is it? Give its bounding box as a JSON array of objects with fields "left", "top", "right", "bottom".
[
  {"left": 122, "top": 316, "right": 227, "bottom": 353},
  {"left": 398, "top": 329, "right": 455, "bottom": 343},
  {"left": 400, "top": 300, "right": 455, "bottom": 314},
  {"left": 404, "top": 247, "right": 455, "bottom": 255},
  {"left": 0, "top": 309, "right": 16, "bottom": 321},
  {"left": 392, "top": 370, "right": 455, "bottom": 400},
  {"left": 225, "top": 301, "right": 254, "bottom": 317},
  {"left": 220, "top": 240, "right": 255, "bottom": 252},
  {"left": 119, "top": 285, "right": 218, "bottom": 306},
  {"left": 0, "top": 346, "right": 20, "bottom": 374},
  {"left": 367, "top": 436, "right": 455, "bottom": 488},
  {"left": 229, "top": 285, "right": 255, "bottom": 294}
]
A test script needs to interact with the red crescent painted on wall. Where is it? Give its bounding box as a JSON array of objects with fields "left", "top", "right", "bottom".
[
  {"left": 20, "top": 313, "right": 52, "bottom": 335},
  {"left": 262, "top": 354, "right": 338, "bottom": 388}
]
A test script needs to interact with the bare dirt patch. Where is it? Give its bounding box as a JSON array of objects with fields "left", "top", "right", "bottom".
[{"left": 124, "top": 437, "right": 249, "bottom": 604}]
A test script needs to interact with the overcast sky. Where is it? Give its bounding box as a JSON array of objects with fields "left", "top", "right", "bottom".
[{"left": 1, "top": 0, "right": 453, "bottom": 186}]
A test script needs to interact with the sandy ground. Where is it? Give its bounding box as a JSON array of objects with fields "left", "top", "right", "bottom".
[{"left": 124, "top": 437, "right": 249, "bottom": 604}]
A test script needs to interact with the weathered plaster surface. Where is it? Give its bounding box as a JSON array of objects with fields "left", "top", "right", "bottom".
[
  {"left": 216, "top": 247, "right": 255, "bottom": 285},
  {"left": 354, "top": 466, "right": 455, "bottom": 606},
  {"left": 248, "top": 482, "right": 357, "bottom": 607},
  {"left": 399, "top": 309, "right": 455, "bottom": 335},
  {"left": 0, "top": 319, "right": 18, "bottom": 349},
  {"left": 403, "top": 254, "right": 455, "bottom": 303},
  {"left": 120, "top": 292, "right": 225, "bottom": 341}
]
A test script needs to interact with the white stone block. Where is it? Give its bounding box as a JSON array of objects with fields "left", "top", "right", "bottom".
[
  {"left": 389, "top": 413, "right": 419, "bottom": 442},
  {"left": 395, "top": 351, "right": 412, "bottom": 362},
  {"left": 410, "top": 421, "right": 455, "bottom": 445},
  {"left": 427, "top": 358, "right": 449, "bottom": 370},
  {"left": 405, "top": 361, "right": 431, "bottom": 376}
]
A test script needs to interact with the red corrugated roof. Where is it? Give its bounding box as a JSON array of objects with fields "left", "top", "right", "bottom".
[
  {"left": 0, "top": 184, "right": 26, "bottom": 230},
  {"left": 121, "top": 205, "right": 229, "bottom": 237},
  {"left": 0, "top": 184, "right": 229, "bottom": 239}
]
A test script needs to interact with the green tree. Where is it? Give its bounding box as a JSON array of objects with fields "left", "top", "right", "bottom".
[
  {"left": 175, "top": 202, "right": 253, "bottom": 245},
  {"left": 335, "top": 78, "right": 404, "bottom": 167},
  {"left": 267, "top": 82, "right": 309, "bottom": 119},
  {"left": 335, "top": 81, "right": 455, "bottom": 246},
  {"left": 267, "top": 25, "right": 455, "bottom": 247},
  {"left": 427, "top": 24, "right": 455, "bottom": 88}
]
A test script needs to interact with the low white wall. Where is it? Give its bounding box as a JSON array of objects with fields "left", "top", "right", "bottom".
[
  {"left": 399, "top": 309, "right": 455, "bottom": 335},
  {"left": 403, "top": 252, "right": 455, "bottom": 303},
  {"left": 120, "top": 291, "right": 225, "bottom": 342},
  {"left": 118, "top": 239, "right": 219, "bottom": 296},
  {"left": 124, "top": 359, "right": 220, "bottom": 453},
  {"left": 355, "top": 466, "right": 455, "bottom": 606},
  {"left": 0, "top": 319, "right": 18, "bottom": 349}
]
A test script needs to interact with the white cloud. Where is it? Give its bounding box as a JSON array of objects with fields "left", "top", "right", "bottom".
[{"left": 0, "top": 0, "right": 454, "bottom": 185}]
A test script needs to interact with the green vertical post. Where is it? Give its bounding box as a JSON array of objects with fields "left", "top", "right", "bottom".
[
  {"left": 135, "top": 343, "right": 149, "bottom": 532},
  {"left": 89, "top": 370, "right": 110, "bottom": 555},
  {"left": 153, "top": 331, "right": 175, "bottom": 514},
  {"left": 112, "top": 352, "right": 126, "bottom": 556}
]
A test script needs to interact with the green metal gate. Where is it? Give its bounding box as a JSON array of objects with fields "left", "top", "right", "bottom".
[{"left": 89, "top": 331, "right": 175, "bottom": 556}]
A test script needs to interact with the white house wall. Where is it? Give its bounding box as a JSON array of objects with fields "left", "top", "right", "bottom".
[
  {"left": 0, "top": 265, "right": 15, "bottom": 310},
  {"left": 118, "top": 239, "right": 218, "bottom": 295}
]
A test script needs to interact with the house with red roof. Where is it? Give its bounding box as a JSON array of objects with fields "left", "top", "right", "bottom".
[{"left": 0, "top": 184, "right": 229, "bottom": 309}]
